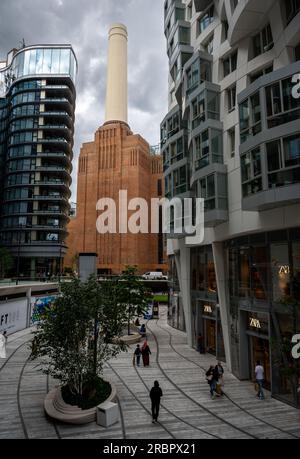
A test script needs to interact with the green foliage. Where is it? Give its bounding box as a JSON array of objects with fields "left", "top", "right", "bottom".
[
  {"left": 0, "top": 247, "right": 13, "bottom": 278},
  {"left": 61, "top": 376, "right": 111, "bottom": 410},
  {"left": 117, "top": 266, "right": 151, "bottom": 335},
  {"left": 31, "top": 277, "right": 128, "bottom": 397}
]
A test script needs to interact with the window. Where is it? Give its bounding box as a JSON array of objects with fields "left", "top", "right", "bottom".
[
  {"left": 199, "top": 174, "right": 216, "bottom": 210},
  {"left": 252, "top": 24, "right": 274, "bottom": 59},
  {"left": 223, "top": 51, "right": 237, "bottom": 77},
  {"left": 239, "top": 92, "right": 262, "bottom": 143},
  {"left": 192, "top": 92, "right": 205, "bottom": 129},
  {"left": 266, "top": 77, "right": 300, "bottom": 128},
  {"left": 295, "top": 42, "right": 300, "bottom": 61},
  {"left": 187, "top": 2, "right": 192, "bottom": 20},
  {"left": 228, "top": 128, "right": 236, "bottom": 158},
  {"left": 227, "top": 85, "right": 236, "bottom": 112},
  {"left": 267, "top": 134, "right": 300, "bottom": 188},
  {"left": 284, "top": 0, "right": 300, "bottom": 24},
  {"left": 249, "top": 65, "right": 273, "bottom": 83},
  {"left": 187, "top": 60, "right": 200, "bottom": 94},
  {"left": 222, "top": 21, "right": 229, "bottom": 42},
  {"left": 197, "top": 5, "right": 214, "bottom": 35},
  {"left": 194, "top": 130, "right": 209, "bottom": 170},
  {"left": 204, "top": 35, "right": 214, "bottom": 55},
  {"left": 179, "top": 27, "right": 190, "bottom": 45},
  {"left": 241, "top": 147, "right": 262, "bottom": 197}
]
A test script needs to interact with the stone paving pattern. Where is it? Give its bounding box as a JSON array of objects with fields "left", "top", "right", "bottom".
[{"left": 0, "top": 307, "right": 300, "bottom": 439}]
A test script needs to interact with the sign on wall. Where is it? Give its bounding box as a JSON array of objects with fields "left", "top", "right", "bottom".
[
  {"left": 0, "top": 299, "right": 28, "bottom": 334},
  {"left": 31, "top": 296, "right": 57, "bottom": 324}
]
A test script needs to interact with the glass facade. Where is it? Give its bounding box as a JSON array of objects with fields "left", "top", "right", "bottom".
[
  {"left": 226, "top": 228, "right": 300, "bottom": 407},
  {"left": 0, "top": 45, "right": 77, "bottom": 279}
]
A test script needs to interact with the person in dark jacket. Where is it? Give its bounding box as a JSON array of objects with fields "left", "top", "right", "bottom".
[
  {"left": 134, "top": 344, "right": 142, "bottom": 367},
  {"left": 206, "top": 365, "right": 220, "bottom": 399},
  {"left": 150, "top": 381, "right": 163, "bottom": 423}
]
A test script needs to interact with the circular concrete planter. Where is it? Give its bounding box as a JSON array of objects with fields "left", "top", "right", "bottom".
[
  {"left": 116, "top": 333, "right": 141, "bottom": 345},
  {"left": 44, "top": 382, "right": 117, "bottom": 425}
]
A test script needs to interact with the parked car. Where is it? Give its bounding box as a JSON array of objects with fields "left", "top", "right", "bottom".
[{"left": 142, "top": 272, "right": 168, "bottom": 280}]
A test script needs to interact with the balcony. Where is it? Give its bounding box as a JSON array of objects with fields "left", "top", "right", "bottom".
[{"left": 228, "top": 0, "right": 276, "bottom": 46}]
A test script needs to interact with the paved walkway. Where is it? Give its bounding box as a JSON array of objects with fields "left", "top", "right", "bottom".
[{"left": 0, "top": 307, "right": 300, "bottom": 439}]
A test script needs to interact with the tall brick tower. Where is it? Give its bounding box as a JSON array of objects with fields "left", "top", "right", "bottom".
[{"left": 65, "top": 24, "right": 166, "bottom": 275}]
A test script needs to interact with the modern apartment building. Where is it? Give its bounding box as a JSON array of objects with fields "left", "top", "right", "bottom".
[
  {"left": 0, "top": 45, "right": 77, "bottom": 279},
  {"left": 162, "top": 0, "right": 300, "bottom": 407}
]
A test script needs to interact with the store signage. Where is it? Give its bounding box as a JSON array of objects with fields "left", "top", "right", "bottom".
[
  {"left": 204, "top": 305, "right": 213, "bottom": 314},
  {"left": 249, "top": 317, "right": 261, "bottom": 329},
  {"left": 291, "top": 334, "right": 300, "bottom": 359},
  {"left": 279, "top": 265, "right": 290, "bottom": 275},
  {"left": 0, "top": 299, "right": 28, "bottom": 334}
]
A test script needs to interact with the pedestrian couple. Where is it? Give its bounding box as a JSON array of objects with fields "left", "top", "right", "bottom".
[
  {"left": 134, "top": 341, "right": 151, "bottom": 367},
  {"left": 206, "top": 361, "right": 224, "bottom": 399},
  {"left": 0, "top": 331, "right": 7, "bottom": 359}
]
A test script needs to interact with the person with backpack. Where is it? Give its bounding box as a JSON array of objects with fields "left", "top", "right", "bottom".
[
  {"left": 150, "top": 381, "right": 163, "bottom": 423},
  {"left": 206, "top": 365, "right": 220, "bottom": 399}
]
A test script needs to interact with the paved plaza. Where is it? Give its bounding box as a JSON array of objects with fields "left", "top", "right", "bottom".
[{"left": 0, "top": 306, "right": 300, "bottom": 440}]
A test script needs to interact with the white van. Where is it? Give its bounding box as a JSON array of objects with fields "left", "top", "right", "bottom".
[{"left": 142, "top": 272, "right": 168, "bottom": 280}]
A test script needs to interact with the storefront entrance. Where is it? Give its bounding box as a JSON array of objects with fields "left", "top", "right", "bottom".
[
  {"left": 205, "top": 319, "right": 216, "bottom": 355},
  {"left": 250, "top": 336, "right": 271, "bottom": 390}
]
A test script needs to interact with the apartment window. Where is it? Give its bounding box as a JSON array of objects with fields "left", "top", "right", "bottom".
[
  {"left": 228, "top": 128, "right": 236, "bottom": 158},
  {"left": 194, "top": 130, "right": 210, "bottom": 170},
  {"left": 179, "top": 26, "right": 190, "bottom": 45},
  {"left": 252, "top": 24, "right": 274, "bottom": 59},
  {"left": 227, "top": 85, "right": 237, "bottom": 112},
  {"left": 249, "top": 65, "right": 273, "bottom": 83},
  {"left": 187, "top": 2, "right": 192, "bottom": 20},
  {"left": 241, "top": 147, "right": 262, "bottom": 197},
  {"left": 197, "top": 4, "right": 214, "bottom": 35},
  {"left": 285, "top": 0, "right": 300, "bottom": 24},
  {"left": 222, "top": 20, "right": 229, "bottom": 42},
  {"left": 266, "top": 77, "right": 300, "bottom": 128},
  {"left": 239, "top": 92, "right": 262, "bottom": 143},
  {"left": 192, "top": 93, "right": 206, "bottom": 129},
  {"left": 187, "top": 60, "right": 200, "bottom": 94},
  {"left": 199, "top": 174, "right": 216, "bottom": 210},
  {"left": 204, "top": 35, "right": 214, "bottom": 55},
  {"left": 295, "top": 42, "right": 300, "bottom": 61},
  {"left": 223, "top": 51, "right": 238, "bottom": 77},
  {"left": 267, "top": 134, "right": 300, "bottom": 188}
]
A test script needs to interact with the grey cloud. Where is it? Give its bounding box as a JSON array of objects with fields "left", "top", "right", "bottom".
[{"left": 0, "top": 0, "right": 168, "bottom": 199}]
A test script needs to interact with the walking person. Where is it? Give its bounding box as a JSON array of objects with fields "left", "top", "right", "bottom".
[
  {"left": 206, "top": 365, "right": 220, "bottom": 399},
  {"left": 134, "top": 344, "right": 142, "bottom": 367},
  {"left": 141, "top": 340, "right": 151, "bottom": 367},
  {"left": 215, "top": 361, "right": 225, "bottom": 395},
  {"left": 150, "top": 381, "right": 163, "bottom": 423},
  {"left": 0, "top": 331, "right": 7, "bottom": 359},
  {"left": 255, "top": 360, "right": 265, "bottom": 400}
]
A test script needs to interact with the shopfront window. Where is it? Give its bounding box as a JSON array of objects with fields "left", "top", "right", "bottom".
[
  {"left": 239, "top": 248, "right": 250, "bottom": 297},
  {"left": 292, "top": 242, "right": 300, "bottom": 299},
  {"left": 271, "top": 243, "right": 290, "bottom": 301},
  {"left": 252, "top": 246, "right": 268, "bottom": 300}
]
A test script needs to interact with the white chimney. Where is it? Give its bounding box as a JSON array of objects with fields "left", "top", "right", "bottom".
[{"left": 104, "top": 23, "right": 128, "bottom": 124}]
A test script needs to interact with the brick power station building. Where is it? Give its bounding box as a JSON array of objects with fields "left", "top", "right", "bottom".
[{"left": 65, "top": 24, "right": 166, "bottom": 275}]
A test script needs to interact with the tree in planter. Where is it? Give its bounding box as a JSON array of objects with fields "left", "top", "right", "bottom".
[
  {"left": 0, "top": 247, "right": 13, "bottom": 279},
  {"left": 31, "top": 276, "right": 128, "bottom": 408},
  {"left": 117, "top": 266, "right": 150, "bottom": 336}
]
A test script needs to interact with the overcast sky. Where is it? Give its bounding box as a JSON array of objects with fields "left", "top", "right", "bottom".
[{"left": 0, "top": 0, "right": 168, "bottom": 200}]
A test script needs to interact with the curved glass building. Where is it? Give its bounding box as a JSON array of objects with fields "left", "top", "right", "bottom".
[{"left": 0, "top": 45, "right": 77, "bottom": 278}]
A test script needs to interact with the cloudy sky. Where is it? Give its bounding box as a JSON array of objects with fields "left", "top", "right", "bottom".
[{"left": 0, "top": 0, "right": 168, "bottom": 200}]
